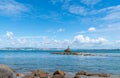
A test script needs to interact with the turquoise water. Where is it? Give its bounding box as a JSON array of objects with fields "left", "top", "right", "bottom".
[{"left": 0, "top": 50, "right": 120, "bottom": 74}]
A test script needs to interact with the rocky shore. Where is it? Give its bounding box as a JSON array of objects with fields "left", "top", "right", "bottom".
[{"left": 0, "top": 64, "right": 120, "bottom": 78}]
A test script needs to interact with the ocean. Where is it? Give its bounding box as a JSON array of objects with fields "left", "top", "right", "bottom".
[{"left": 0, "top": 49, "right": 120, "bottom": 74}]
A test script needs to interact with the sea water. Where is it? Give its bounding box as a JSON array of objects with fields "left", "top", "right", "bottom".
[{"left": 0, "top": 49, "right": 120, "bottom": 74}]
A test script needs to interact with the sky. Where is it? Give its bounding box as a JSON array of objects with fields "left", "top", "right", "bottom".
[{"left": 0, "top": 0, "right": 120, "bottom": 49}]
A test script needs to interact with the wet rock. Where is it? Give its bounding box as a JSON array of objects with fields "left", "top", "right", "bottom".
[
  {"left": 76, "top": 71, "right": 88, "bottom": 75},
  {"left": 31, "top": 69, "right": 50, "bottom": 78},
  {"left": 0, "top": 64, "right": 16, "bottom": 78}
]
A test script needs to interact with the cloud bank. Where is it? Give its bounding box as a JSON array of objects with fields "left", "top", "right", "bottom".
[{"left": 2, "top": 31, "right": 112, "bottom": 49}]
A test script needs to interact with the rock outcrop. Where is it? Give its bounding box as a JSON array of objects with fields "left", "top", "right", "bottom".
[
  {"left": 53, "top": 70, "right": 65, "bottom": 76},
  {"left": 52, "top": 70, "right": 65, "bottom": 78},
  {"left": 0, "top": 64, "right": 16, "bottom": 78}
]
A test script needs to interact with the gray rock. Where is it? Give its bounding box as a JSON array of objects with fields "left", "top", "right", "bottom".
[{"left": 0, "top": 64, "right": 16, "bottom": 78}]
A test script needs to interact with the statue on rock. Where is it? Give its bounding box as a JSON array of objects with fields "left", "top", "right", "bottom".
[{"left": 64, "top": 46, "right": 71, "bottom": 53}]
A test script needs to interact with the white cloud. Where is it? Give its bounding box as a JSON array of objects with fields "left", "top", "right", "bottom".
[
  {"left": 73, "top": 35, "right": 108, "bottom": 45},
  {"left": 46, "top": 28, "right": 65, "bottom": 34},
  {"left": 51, "top": 0, "right": 120, "bottom": 18},
  {"left": 98, "top": 5, "right": 120, "bottom": 13},
  {"left": 6, "top": 31, "right": 14, "bottom": 39},
  {"left": 96, "top": 5, "right": 120, "bottom": 20},
  {"left": 0, "top": 38, "right": 2, "bottom": 43},
  {"left": 19, "top": 36, "right": 47, "bottom": 39},
  {"left": 51, "top": 0, "right": 64, "bottom": 4},
  {"left": 77, "top": 31, "right": 86, "bottom": 34},
  {"left": 3, "top": 31, "right": 120, "bottom": 49},
  {"left": 17, "top": 38, "right": 28, "bottom": 44},
  {"left": 88, "top": 27, "right": 96, "bottom": 32},
  {"left": 97, "top": 23, "right": 120, "bottom": 33},
  {"left": 69, "top": 5, "right": 87, "bottom": 15},
  {"left": 67, "top": 4, "right": 120, "bottom": 17},
  {"left": 77, "top": 27, "right": 96, "bottom": 34},
  {"left": 9, "top": 38, "right": 31, "bottom": 47},
  {"left": 81, "top": 0, "right": 100, "bottom": 5},
  {"left": 0, "top": 0, "right": 28, "bottom": 16},
  {"left": 77, "top": 23, "right": 120, "bottom": 44},
  {"left": 5, "top": 32, "right": 31, "bottom": 47},
  {"left": 57, "top": 28, "right": 65, "bottom": 32},
  {"left": 102, "top": 12, "right": 120, "bottom": 20},
  {"left": 116, "top": 40, "right": 120, "bottom": 43}
]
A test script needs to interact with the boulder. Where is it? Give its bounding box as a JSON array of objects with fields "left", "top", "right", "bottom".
[
  {"left": 31, "top": 69, "right": 50, "bottom": 78},
  {"left": 76, "top": 71, "right": 88, "bottom": 75},
  {"left": 52, "top": 70, "right": 65, "bottom": 78},
  {"left": 0, "top": 64, "right": 16, "bottom": 78},
  {"left": 53, "top": 70, "right": 65, "bottom": 76}
]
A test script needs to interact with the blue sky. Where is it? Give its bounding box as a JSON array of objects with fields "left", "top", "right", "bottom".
[{"left": 0, "top": 0, "right": 120, "bottom": 49}]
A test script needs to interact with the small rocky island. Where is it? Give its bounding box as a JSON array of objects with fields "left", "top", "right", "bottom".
[{"left": 51, "top": 46, "right": 95, "bottom": 56}]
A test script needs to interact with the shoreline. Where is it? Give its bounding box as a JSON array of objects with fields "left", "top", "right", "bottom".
[
  {"left": 16, "top": 71, "right": 120, "bottom": 78},
  {"left": 18, "top": 70, "right": 120, "bottom": 76},
  {"left": 0, "top": 64, "right": 120, "bottom": 78},
  {"left": 12, "top": 70, "right": 120, "bottom": 78}
]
